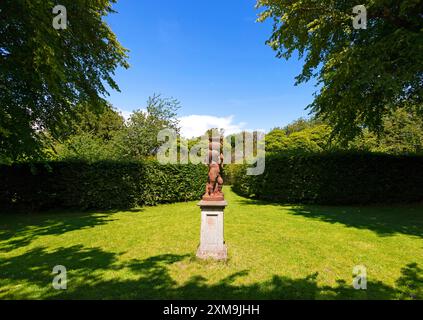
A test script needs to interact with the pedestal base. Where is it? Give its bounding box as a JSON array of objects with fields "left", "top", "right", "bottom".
[
  {"left": 196, "top": 245, "right": 227, "bottom": 260},
  {"left": 196, "top": 200, "right": 227, "bottom": 261}
]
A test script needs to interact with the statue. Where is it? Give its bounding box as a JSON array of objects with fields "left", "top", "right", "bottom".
[
  {"left": 202, "top": 135, "right": 224, "bottom": 201},
  {"left": 197, "top": 132, "right": 228, "bottom": 260}
]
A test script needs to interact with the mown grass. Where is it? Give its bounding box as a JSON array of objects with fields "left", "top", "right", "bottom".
[{"left": 0, "top": 188, "right": 422, "bottom": 299}]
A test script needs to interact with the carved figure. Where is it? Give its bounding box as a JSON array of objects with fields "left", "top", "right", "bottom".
[{"left": 202, "top": 135, "right": 224, "bottom": 201}]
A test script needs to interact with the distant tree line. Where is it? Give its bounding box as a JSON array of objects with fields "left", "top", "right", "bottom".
[
  {"left": 5, "top": 97, "right": 421, "bottom": 164},
  {"left": 265, "top": 108, "right": 423, "bottom": 155}
]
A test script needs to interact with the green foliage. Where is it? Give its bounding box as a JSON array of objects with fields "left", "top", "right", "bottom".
[
  {"left": 279, "top": 118, "right": 324, "bottom": 135},
  {"left": 58, "top": 102, "right": 125, "bottom": 142},
  {"left": 266, "top": 121, "right": 333, "bottom": 153},
  {"left": 113, "top": 94, "right": 181, "bottom": 160},
  {"left": 350, "top": 108, "right": 423, "bottom": 154},
  {"left": 257, "top": 0, "right": 423, "bottom": 141},
  {"left": 266, "top": 126, "right": 330, "bottom": 153},
  {"left": 0, "top": 0, "right": 129, "bottom": 162},
  {"left": 54, "top": 132, "right": 120, "bottom": 162},
  {"left": 0, "top": 161, "right": 207, "bottom": 211},
  {"left": 267, "top": 111, "right": 423, "bottom": 154},
  {"left": 221, "top": 164, "right": 242, "bottom": 185},
  {"left": 52, "top": 95, "right": 181, "bottom": 162},
  {"left": 50, "top": 103, "right": 126, "bottom": 161},
  {"left": 233, "top": 152, "right": 423, "bottom": 205}
]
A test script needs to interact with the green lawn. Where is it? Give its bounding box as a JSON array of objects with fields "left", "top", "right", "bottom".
[{"left": 0, "top": 188, "right": 422, "bottom": 299}]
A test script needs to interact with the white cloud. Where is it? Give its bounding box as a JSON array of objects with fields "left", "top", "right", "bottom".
[
  {"left": 179, "top": 115, "right": 247, "bottom": 138},
  {"left": 116, "top": 110, "right": 258, "bottom": 138},
  {"left": 119, "top": 110, "right": 133, "bottom": 121}
]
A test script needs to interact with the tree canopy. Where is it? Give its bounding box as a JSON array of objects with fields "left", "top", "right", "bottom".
[
  {"left": 0, "top": 0, "right": 129, "bottom": 163},
  {"left": 55, "top": 95, "right": 181, "bottom": 162},
  {"left": 117, "top": 94, "right": 181, "bottom": 160},
  {"left": 266, "top": 109, "right": 423, "bottom": 155},
  {"left": 52, "top": 103, "right": 125, "bottom": 162},
  {"left": 257, "top": 0, "right": 422, "bottom": 141},
  {"left": 350, "top": 108, "right": 423, "bottom": 154},
  {"left": 266, "top": 120, "right": 332, "bottom": 153}
]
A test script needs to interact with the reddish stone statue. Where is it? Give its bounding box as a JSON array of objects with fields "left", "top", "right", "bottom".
[{"left": 202, "top": 135, "right": 224, "bottom": 201}]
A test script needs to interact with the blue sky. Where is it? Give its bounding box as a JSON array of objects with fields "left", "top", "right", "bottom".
[{"left": 105, "top": 0, "right": 317, "bottom": 137}]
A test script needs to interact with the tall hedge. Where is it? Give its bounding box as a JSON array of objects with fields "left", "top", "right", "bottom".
[
  {"left": 232, "top": 152, "right": 423, "bottom": 205},
  {"left": 0, "top": 161, "right": 208, "bottom": 211}
]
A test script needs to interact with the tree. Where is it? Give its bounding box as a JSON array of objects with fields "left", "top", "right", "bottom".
[
  {"left": 265, "top": 129, "right": 289, "bottom": 153},
  {"left": 350, "top": 108, "right": 423, "bottom": 154},
  {"left": 266, "top": 123, "right": 332, "bottom": 153},
  {"left": 266, "top": 110, "right": 423, "bottom": 155},
  {"left": 55, "top": 132, "right": 118, "bottom": 162},
  {"left": 0, "top": 0, "right": 129, "bottom": 163},
  {"left": 53, "top": 95, "right": 181, "bottom": 161},
  {"left": 116, "top": 94, "right": 181, "bottom": 159},
  {"left": 58, "top": 102, "right": 125, "bottom": 141},
  {"left": 257, "top": 0, "right": 422, "bottom": 141},
  {"left": 52, "top": 103, "right": 125, "bottom": 161},
  {"left": 276, "top": 117, "right": 325, "bottom": 135}
]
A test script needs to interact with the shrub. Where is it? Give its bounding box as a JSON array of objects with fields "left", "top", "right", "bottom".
[
  {"left": 0, "top": 160, "right": 208, "bottom": 212},
  {"left": 232, "top": 152, "right": 423, "bottom": 205}
]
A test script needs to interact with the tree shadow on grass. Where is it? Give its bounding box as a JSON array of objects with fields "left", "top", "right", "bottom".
[
  {"left": 0, "top": 208, "right": 143, "bottom": 252},
  {"left": 288, "top": 205, "right": 423, "bottom": 239},
  {"left": 0, "top": 245, "right": 421, "bottom": 300},
  {"left": 395, "top": 263, "right": 423, "bottom": 300},
  {"left": 237, "top": 198, "right": 423, "bottom": 239},
  {"left": 0, "top": 245, "right": 119, "bottom": 298}
]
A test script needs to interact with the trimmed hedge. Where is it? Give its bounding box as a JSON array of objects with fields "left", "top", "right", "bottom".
[
  {"left": 232, "top": 152, "right": 423, "bottom": 205},
  {"left": 0, "top": 161, "right": 208, "bottom": 211}
]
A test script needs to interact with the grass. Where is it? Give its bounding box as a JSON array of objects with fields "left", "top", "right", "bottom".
[{"left": 0, "top": 188, "right": 422, "bottom": 299}]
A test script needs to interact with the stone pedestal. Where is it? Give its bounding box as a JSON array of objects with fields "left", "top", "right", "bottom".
[{"left": 196, "top": 200, "right": 227, "bottom": 260}]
